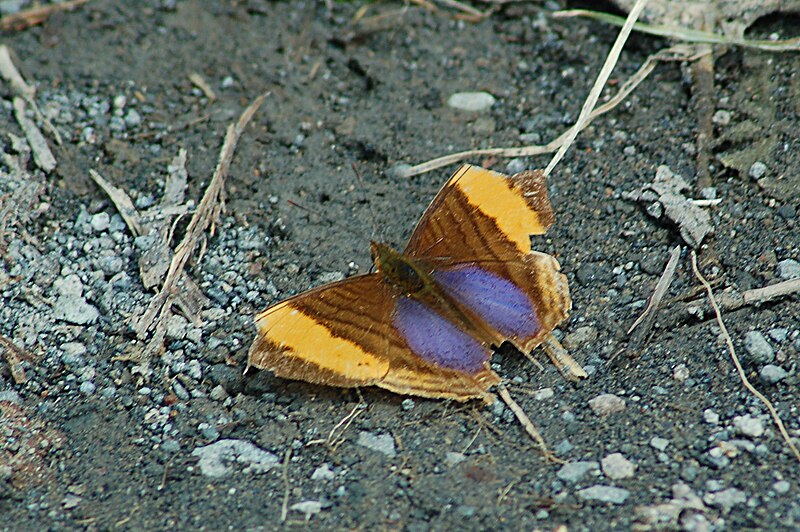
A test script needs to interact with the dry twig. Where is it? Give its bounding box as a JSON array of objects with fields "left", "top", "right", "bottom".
[
  {"left": 0, "top": 334, "right": 30, "bottom": 384},
  {"left": 0, "top": 0, "right": 91, "bottom": 31},
  {"left": 544, "top": 0, "right": 649, "bottom": 177},
  {"left": 497, "top": 383, "right": 562, "bottom": 463},
  {"left": 690, "top": 251, "right": 800, "bottom": 464},
  {"left": 627, "top": 246, "right": 682, "bottom": 346},
  {"left": 131, "top": 92, "right": 269, "bottom": 348}
]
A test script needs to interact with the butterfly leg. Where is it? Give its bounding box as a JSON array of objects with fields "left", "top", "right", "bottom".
[{"left": 541, "top": 334, "right": 587, "bottom": 381}]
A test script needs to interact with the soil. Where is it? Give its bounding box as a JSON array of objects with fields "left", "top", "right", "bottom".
[{"left": 1, "top": 1, "right": 799, "bottom": 530}]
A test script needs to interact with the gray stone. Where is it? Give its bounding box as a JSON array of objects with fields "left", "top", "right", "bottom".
[
  {"left": 760, "top": 364, "right": 788, "bottom": 384},
  {"left": 704, "top": 487, "right": 747, "bottom": 513},
  {"left": 54, "top": 274, "right": 83, "bottom": 297},
  {"left": 166, "top": 314, "right": 188, "bottom": 340},
  {"left": 0, "top": 390, "right": 22, "bottom": 404},
  {"left": 401, "top": 398, "right": 415, "bottom": 411},
  {"left": 290, "top": 501, "right": 324, "bottom": 517},
  {"left": 556, "top": 461, "right": 599, "bottom": 483},
  {"left": 191, "top": 439, "right": 279, "bottom": 477},
  {"left": 776, "top": 259, "right": 800, "bottom": 280},
  {"left": 53, "top": 295, "right": 100, "bottom": 325},
  {"left": 534, "top": 388, "right": 554, "bottom": 401},
  {"left": 445, "top": 452, "right": 466, "bottom": 467},
  {"left": 773, "top": 480, "right": 791, "bottom": 494},
  {"left": 650, "top": 437, "right": 670, "bottom": 451},
  {"left": 209, "top": 385, "right": 228, "bottom": 401},
  {"left": 703, "top": 409, "right": 720, "bottom": 425},
  {"left": 743, "top": 331, "right": 774, "bottom": 364},
  {"left": 185, "top": 359, "right": 203, "bottom": 380},
  {"left": 310, "top": 463, "right": 335, "bottom": 481},
  {"left": 505, "top": 158, "right": 527, "bottom": 174},
  {"left": 673, "top": 364, "right": 689, "bottom": 382},
  {"left": 748, "top": 161, "right": 767, "bottom": 180},
  {"left": 90, "top": 212, "right": 110, "bottom": 232},
  {"left": 768, "top": 328, "right": 789, "bottom": 343},
  {"left": 733, "top": 415, "right": 764, "bottom": 438},
  {"left": 162, "top": 439, "right": 181, "bottom": 453},
  {"left": 601, "top": 453, "right": 635, "bottom": 479},
  {"left": 576, "top": 485, "right": 630, "bottom": 504},
  {"left": 589, "top": 394, "right": 626, "bottom": 415},
  {"left": 447, "top": 91, "right": 496, "bottom": 112},
  {"left": 357, "top": 431, "right": 396, "bottom": 458},
  {"left": 79, "top": 381, "right": 96, "bottom": 395}
]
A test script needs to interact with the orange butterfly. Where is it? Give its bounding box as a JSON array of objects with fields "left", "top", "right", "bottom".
[{"left": 247, "top": 164, "right": 579, "bottom": 401}]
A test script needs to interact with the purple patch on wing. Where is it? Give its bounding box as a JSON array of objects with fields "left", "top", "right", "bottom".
[
  {"left": 434, "top": 265, "right": 539, "bottom": 338},
  {"left": 393, "top": 297, "right": 489, "bottom": 374}
]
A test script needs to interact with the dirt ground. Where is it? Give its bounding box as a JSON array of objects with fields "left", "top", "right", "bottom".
[{"left": 1, "top": 1, "right": 799, "bottom": 530}]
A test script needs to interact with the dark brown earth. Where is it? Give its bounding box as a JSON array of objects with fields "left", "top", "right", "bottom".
[{"left": 1, "top": 1, "right": 799, "bottom": 530}]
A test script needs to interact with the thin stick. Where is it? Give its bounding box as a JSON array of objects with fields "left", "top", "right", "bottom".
[
  {"left": 497, "top": 383, "right": 563, "bottom": 463},
  {"left": 690, "top": 251, "right": 800, "bottom": 464},
  {"left": 628, "top": 245, "right": 682, "bottom": 334},
  {"left": 544, "top": 0, "right": 650, "bottom": 177},
  {"left": 280, "top": 448, "right": 292, "bottom": 522},
  {"left": 395, "top": 44, "right": 690, "bottom": 178},
  {"left": 742, "top": 278, "right": 800, "bottom": 306}
]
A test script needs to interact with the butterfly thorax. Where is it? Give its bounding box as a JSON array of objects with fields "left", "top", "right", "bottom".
[
  {"left": 370, "top": 241, "right": 502, "bottom": 346},
  {"left": 370, "top": 241, "right": 428, "bottom": 295}
]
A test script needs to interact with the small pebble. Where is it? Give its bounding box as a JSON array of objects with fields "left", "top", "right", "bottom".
[
  {"left": 704, "top": 487, "right": 747, "bottom": 513},
  {"left": 90, "top": 212, "right": 110, "bottom": 232},
  {"left": 444, "top": 452, "right": 466, "bottom": 467},
  {"left": 703, "top": 409, "right": 720, "bottom": 425},
  {"left": 748, "top": 161, "right": 767, "bottom": 180},
  {"left": 743, "top": 331, "right": 774, "bottom": 364},
  {"left": 534, "top": 388, "right": 554, "bottom": 401},
  {"left": 191, "top": 439, "right": 279, "bottom": 477},
  {"left": 673, "top": 364, "right": 689, "bottom": 382},
  {"left": 446, "top": 91, "right": 496, "bottom": 112},
  {"left": 773, "top": 480, "right": 790, "bottom": 494},
  {"left": 79, "top": 381, "right": 96, "bottom": 395},
  {"left": 556, "top": 461, "right": 599, "bottom": 483},
  {"left": 576, "top": 485, "right": 630, "bottom": 504},
  {"left": 601, "top": 453, "right": 635, "bottom": 480},
  {"left": 563, "top": 326, "right": 598, "bottom": 349},
  {"left": 759, "top": 364, "right": 788, "bottom": 384},
  {"left": 401, "top": 398, "right": 415, "bottom": 411},
  {"left": 650, "top": 437, "right": 670, "bottom": 451},
  {"left": 712, "top": 110, "right": 731, "bottom": 125},
  {"left": 588, "top": 394, "right": 626, "bottom": 415},
  {"left": 209, "top": 385, "right": 228, "bottom": 401},
  {"left": 357, "top": 431, "right": 396, "bottom": 458},
  {"left": 505, "top": 158, "right": 527, "bottom": 174},
  {"left": 311, "top": 464, "right": 335, "bottom": 481},
  {"left": 776, "top": 259, "right": 800, "bottom": 280},
  {"left": 733, "top": 415, "right": 764, "bottom": 438},
  {"left": 173, "top": 381, "right": 190, "bottom": 401}
]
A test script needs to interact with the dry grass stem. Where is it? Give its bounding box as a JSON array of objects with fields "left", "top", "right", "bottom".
[
  {"left": 553, "top": 9, "right": 800, "bottom": 52},
  {"left": 280, "top": 448, "right": 292, "bottom": 523},
  {"left": 497, "top": 383, "right": 562, "bottom": 463},
  {"left": 544, "top": 0, "right": 650, "bottom": 177},
  {"left": 690, "top": 251, "right": 800, "bottom": 464}
]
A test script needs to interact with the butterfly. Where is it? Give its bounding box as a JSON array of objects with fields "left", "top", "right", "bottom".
[{"left": 247, "top": 164, "right": 577, "bottom": 401}]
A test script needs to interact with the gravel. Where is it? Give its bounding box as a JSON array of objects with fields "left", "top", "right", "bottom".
[
  {"left": 556, "top": 461, "right": 600, "bottom": 483},
  {"left": 356, "top": 431, "right": 396, "bottom": 458},
  {"left": 743, "top": 331, "right": 775, "bottom": 364},
  {"left": 576, "top": 485, "right": 631, "bottom": 504},
  {"left": 191, "top": 439, "right": 280, "bottom": 477}
]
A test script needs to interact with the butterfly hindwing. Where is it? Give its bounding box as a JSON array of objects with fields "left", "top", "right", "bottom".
[{"left": 248, "top": 274, "right": 500, "bottom": 400}]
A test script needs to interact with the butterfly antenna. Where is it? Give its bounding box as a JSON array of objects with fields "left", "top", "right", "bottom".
[{"left": 351, "top": 162, "right": 381, "bottom": 242}]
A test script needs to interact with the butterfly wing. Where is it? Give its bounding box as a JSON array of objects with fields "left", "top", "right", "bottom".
[
  {"left": 404, "top": 164, "right": 570, "bottom": 353},
  {"left": 247, "top": 274, "right": 500, "bottom": 401}
]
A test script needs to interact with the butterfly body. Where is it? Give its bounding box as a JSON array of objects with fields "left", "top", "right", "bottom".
[{"left": 248, "top": 164, "right": 573, "bottom": 401}]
